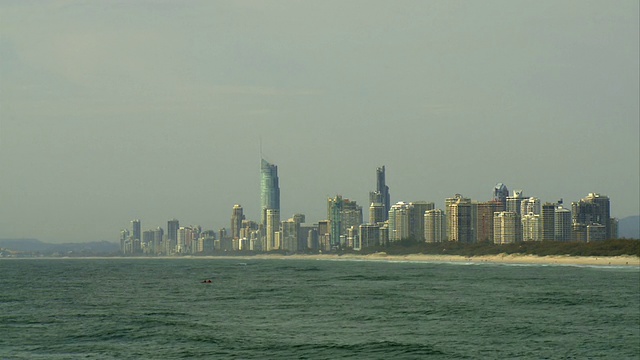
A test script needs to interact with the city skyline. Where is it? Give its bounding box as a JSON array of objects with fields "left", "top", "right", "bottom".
[
  {"left": 1, "top": 1, "right": 638, "bottom": 243},
  {"left": 118, "top": 159, "right": 623, "bottom": 255}
]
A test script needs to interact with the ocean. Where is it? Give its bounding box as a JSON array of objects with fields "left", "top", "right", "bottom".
[{"left": 0, "top": 258, "right": 638, "bottom": 359}]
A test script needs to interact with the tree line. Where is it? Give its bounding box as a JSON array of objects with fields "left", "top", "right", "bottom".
[{"left": 356, "top": 239, "right": 640, "bottom": 257}]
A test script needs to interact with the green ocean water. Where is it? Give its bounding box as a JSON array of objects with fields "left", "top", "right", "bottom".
[{"left": 0, "top": 258, "right": 638, "bottom": 359}]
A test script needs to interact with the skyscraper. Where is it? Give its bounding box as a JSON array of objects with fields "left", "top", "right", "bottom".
[
  {"left": 555, "top": 206, "right": 572, "bottom": 242},
  {"left": 541, "top": 203, "right": 556, "bottom": 241},
  {"left": 476, "top": 201, "right": 499, "bottom": 243},
  {"left": 265, "top": 208, "right": 280, "bottom": 251},
  {"left": 260, "top": 159, "right": 280, "bottom": 227},
  {"left": 328, "top": 195, "right": 344, "bottom": 248},
  {"left": 506, "top": 190, "right": 525, "bottom": 215},
  {"left": 131, "top": 219, "right": 141, "bottom": 253},
  {"left": 142, "top": 230, "right": 154, "bottom": 253},
  {"left": 388, "top": 202, "right": 410, "bottom": 242},
  {"left": 409, "top": 201, "right": 435, "bottom": 242},
  {"left": 119, "top": 229, "right": 130, "bottom": 254},
  {"left": 359, "top": 223, "right": 380, "bottom": 248},
  {"left": 494, "top": 211, "right": 518, "bottom": 244},
  {"left": 167, "top": 219, "right": 179, "bottom": 253},
  {"left": 424, "top": 209, "right": 446, "bottom": 243},
  {"left": 369, "top": 166, "right": 390, "bottom": 220},
  {"left": 317, "top": 220, "right": 331, "bottom": 252},
  {"left": 586, "top": 223, "right": 606, "bottom": 242},
  {"left": 493, "top": 183, "right": 509, "bottom": 211},
  {"left": 521, "top": 197, "right": 541, "bottom": 215},
  {"left": 153, "top": 227, "right": 164, "bottom": 255},
  {"left": 131, "top": 219, "right": 141, "bottom": 242},
  {"left": 231, "top": 204, "right": 244, "bottom": 240},
  {"left": 369, "top": 203, "right": 386, "bottom": 224},
  {"left": 571, "top": 193, "right": 612, "bottom": 239},
  {"left": 446, "top": 195, "right": 473, "bottom": 243},
  {"left": 328, "top": 195, "right": 363, "bottom": 248},
  {"left": 506, "top": 190, "right": 525, "bottom": 242},
  {"left": 522, "top": 212, "right": 541, "bottom": 241},
  {"left": 281, "top": 217, "right": 300, "bottom": 252}
]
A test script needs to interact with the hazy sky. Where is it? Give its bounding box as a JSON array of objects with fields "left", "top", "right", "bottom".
[{"left": 1, "top": 1, "right": 638, "bottom": 243}]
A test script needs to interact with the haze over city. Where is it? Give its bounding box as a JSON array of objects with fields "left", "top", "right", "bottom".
[{"left": 1, "top": 1, "right": 638, "bottom": 243}]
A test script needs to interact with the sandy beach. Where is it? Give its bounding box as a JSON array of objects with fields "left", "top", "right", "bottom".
[
  {"left": 8, "top": 253, "right": 637, "bottom": 267},
  {"left": 251, "top": 253, "right": 640, "bottom": 267}
]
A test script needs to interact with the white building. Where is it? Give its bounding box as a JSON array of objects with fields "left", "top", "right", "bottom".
[
  {"left": 522, "top": 212, "right": 541, "bottom": 241},
  {"left": 494, "top": 211, "right": 518, "bottom": 244},
  {"left": 424, "top": 209, "right": 446, "bottom": 243},
  {"left": 388, "top": 202, "right": 410, "bottom": 241}
]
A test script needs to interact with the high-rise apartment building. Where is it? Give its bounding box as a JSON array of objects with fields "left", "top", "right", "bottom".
[
  {"left": 231, "top": 204, "right": 244, "bottom": 239},
  {"left": 167, "top": 219, "right": 179, "bottom": 250},
  {"left": 476, "top": 201, "right": 499, "bottom": 243},
  {"left": 506, "top": 190, "right": 526, "bottom": 242},
  {"left": 347, "top": 226, "right": 359, "bottom": 249},
  {"left": 554, "top": 206, "right": 572, "bottom": 242},
  {"left": 424, "top": 209, "right": 446, "bottom": 243},
  {"left": 142, "top": 230, "right": 154, "bottom": 253},
  {"left": 303, "top": 227, "right": 319, "bottom": 251},
  {"left": 369, "top": 166, "right": 390, "bottom": 220},
  {"left": 359, "top": 223, "right": 380, "bottom": 248},
  {"left": 541, "top": 203, "right": 555, "bottom": 241},
  {"left": 445, "top": 194, "right": 465, "bottom": 240},
  {"left": 281, "top": 217, "right": 300, "bottom": 252},
  {"left": 522, "top": 212, "right": 541, "bottom": 241},
  {"left": 260, "top": 159, "right": 280, "bottom": 226},
  {"left": 572, "top": 222, "right": 587, "bottom": 242},
  {"left": 342, "top": 205, "right": 363, "bottom": 238},
  {"left": 317, "top": 220, "right": 331, "bottom": 252},
  {"left": 120, "top": 229, "right": 130, "bottom": 254},
  {"left": 131, "top": 219, "right": 141, "bottom": 242},
  {"left": 388, "top": 202, "right": 411, "bottom": 242},
  {"left": 177, "top": 226, "right": 195, "bottom": 253},
  {"left": 494, "top": 211, "right": 518, "bottom": 244},
  {"left": 369, "top": 202, "right": 386, "bottom": 224},
  {"left": 328, "top": 196, "right": 344, "bottom": 248},
  {"left": 446, "top": 195, "right": 473, "bottom": 243},
  {"left": 409, "top": 201, "right": 435, "bottom": 242},
  {"left": 521, "top": 197, "right": 541, "bottom": 215},
  {"left": 153, "top": 227, "right": 163, "bottom": 255},
  {"left": 610, "top": 218, "right": 619, "bottom": 239},
  {"left": 587, "top": 223, "right": 606, "bottom": 242},
  {"left": 506, "top": 190, "right": 525, "bottom": 215},
  {"left": 328, "top": 195, "right": 363, "bottom": 248},
  {"left": 131, "top": 219, "right": 141, "bottom": 253},
  {"left": 493, "top": 183, "right": 509, "bottom": 211},
  {"left": 265, "top": 208, "right": 280, "bottom": 251},
  {"left": 571, "top": 193, "right": 611, "bottom": 239}
]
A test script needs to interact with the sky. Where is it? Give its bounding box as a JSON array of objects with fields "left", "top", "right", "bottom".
[{"left": 1, "top": 0, "right": 638, "bottom": 243}]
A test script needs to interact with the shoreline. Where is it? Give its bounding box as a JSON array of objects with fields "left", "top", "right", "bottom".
[
  {"left": 5, "top": 253, "right": 637, "bottom": 267},
  {"left": 258, "top": 253, "right": 640, "bottom": 267}
]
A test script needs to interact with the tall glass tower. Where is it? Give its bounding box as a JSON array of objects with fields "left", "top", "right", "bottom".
[
  {"left": 369, "top": 165, "right": 390, "bottom": 220},
  {"left": 260, "top": 159, "right": 280, "bottom": 226}
]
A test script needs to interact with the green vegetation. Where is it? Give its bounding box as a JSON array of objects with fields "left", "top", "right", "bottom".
[{"left": 356, "top": 239, "right": 640, "bottom": 257}]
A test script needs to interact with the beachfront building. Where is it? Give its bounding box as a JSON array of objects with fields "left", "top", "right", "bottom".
[
  {"left": 494, "top": 211, "right": 518, "bottom": 244},
  {"left": 522, "top": 212, "right": 541, "bottom": 241},
  {"left": 424, "top": 209, "right": 446, "bottom": 243}
]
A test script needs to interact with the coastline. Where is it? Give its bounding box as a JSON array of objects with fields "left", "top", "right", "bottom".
[
  {"left": 252, "top": 253, "right": 640, "bottom": 267},
  {"left": 3, "top": 253, "right": 638, "bottom": 266}
]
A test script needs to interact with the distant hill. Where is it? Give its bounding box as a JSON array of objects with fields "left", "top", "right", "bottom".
[
  {"left": 0, "top": 239, "right": 119, "bottom": 254},
  {"left": 0, "top": 238, "right": 42, "bottom": 251},
  {"left": 619, "top": 216, "right": 640, "bottom": 239}
]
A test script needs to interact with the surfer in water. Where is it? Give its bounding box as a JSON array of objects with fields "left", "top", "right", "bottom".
[{"left": 202, "top": 279, "right": 212, "bottom": 283}]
